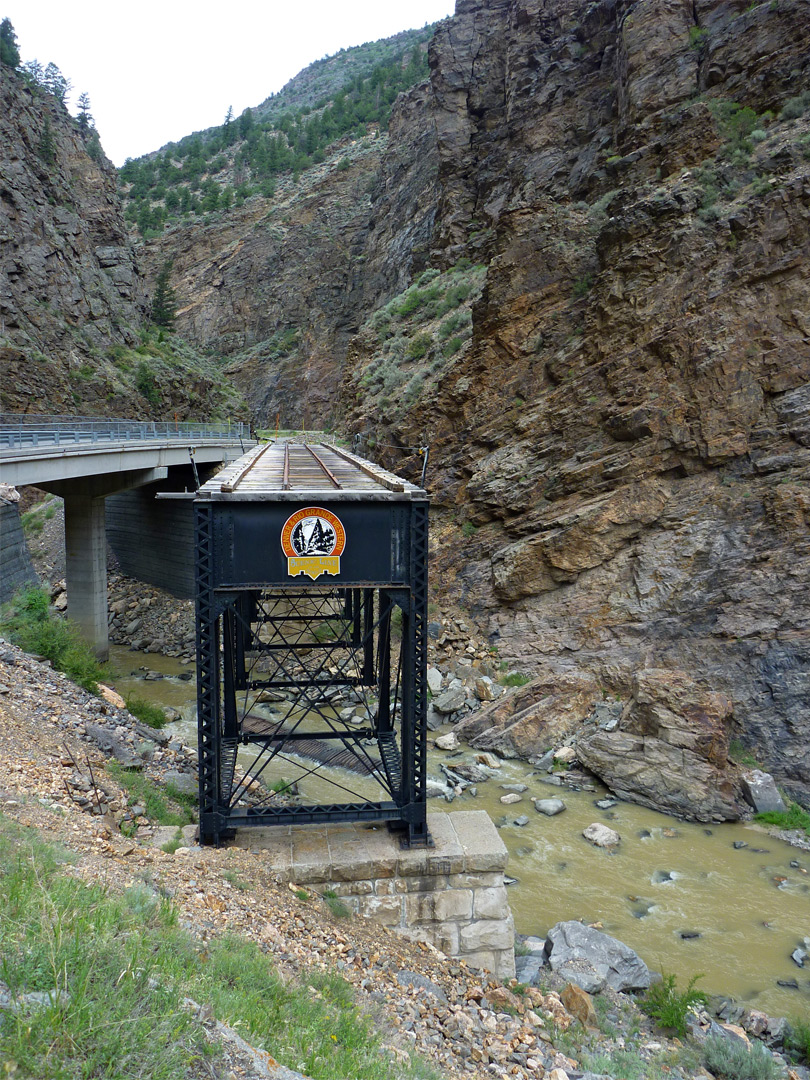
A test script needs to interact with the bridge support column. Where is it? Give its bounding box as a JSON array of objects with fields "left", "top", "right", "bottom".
[
  {"left": 64, "top": 494, "right": 109, "bottom": 660},
  {"left": 44, "top": 468, "right": 170, "bottom": 662}
]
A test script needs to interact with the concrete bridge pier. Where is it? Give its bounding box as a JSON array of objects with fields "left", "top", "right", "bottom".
[{"left": 42, "top": 469, "right": 168, "bottom": 660}]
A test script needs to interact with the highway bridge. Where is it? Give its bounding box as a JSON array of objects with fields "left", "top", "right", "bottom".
[{"left": 0, "top": 415, "right": 252, "bottom": 658}]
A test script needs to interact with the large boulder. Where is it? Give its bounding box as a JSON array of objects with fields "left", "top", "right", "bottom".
[
  {"left": 454, "top": 670, "right": 601, "bottom": 759},
  {"left": 545, "top": 921, "right": 651, "bottom": 994},
  {"left": 576, "top": 669, "right": 744, "bottom": 822},
  {"left": 740, "top": 770, "right": 786, "bottom": 815}
]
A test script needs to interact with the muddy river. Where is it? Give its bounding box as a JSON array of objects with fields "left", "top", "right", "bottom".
[{"left": 108, "top": 646, "right": 810, "bottom": 1019}]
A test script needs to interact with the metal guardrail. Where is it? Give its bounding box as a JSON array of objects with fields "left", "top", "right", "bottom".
[{"left": 0, "top": 414, "right": 251, "bottom": 452}]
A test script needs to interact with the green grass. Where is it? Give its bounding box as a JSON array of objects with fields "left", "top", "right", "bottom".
[
  {"left": 498, "top": 672, "right": 532, "bottom": 687},
  {"left": 755, "top": 799, "right": 810, "bottom": 836},
  {"left": 105, "top": 761, "right": 196, "bottom": 827},
  {"left": 124, "top": 694, "right": 168, "bottom": 729},
  {"left": 0, "top": 815, "right": 437, "bottom": 1080},
  {"left": 639, "top": 972, "right": 707, "bottom": 1036},
  {"left": 0, "top": 586, "right": 103, "bottom": 693},
  {"left": 323, "top": 890, "right": 351, "bottom": 919},
  {"left": 728, "top": 738, "right": 760, "bottom": 768}
]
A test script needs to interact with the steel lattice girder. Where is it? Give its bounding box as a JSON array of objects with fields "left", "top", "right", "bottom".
[{"left": 194, "top": 497, "right": 429, "bottom": 847}]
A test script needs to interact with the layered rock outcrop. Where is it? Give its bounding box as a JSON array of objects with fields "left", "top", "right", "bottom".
[
  {"left": 0, "top": 66, "right": 143, "bottom": 411},
  {"left": 356, "top": 0, "right": 810, "bottom": 804}
]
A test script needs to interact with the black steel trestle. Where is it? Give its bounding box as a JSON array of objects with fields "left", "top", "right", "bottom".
[{"left": 194, "top": 498, "right": 429, "bottom": 848}]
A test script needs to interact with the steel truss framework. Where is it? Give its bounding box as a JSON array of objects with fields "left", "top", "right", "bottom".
[{"left": 194, "top": 500, "right": 429, "bottom": 847}]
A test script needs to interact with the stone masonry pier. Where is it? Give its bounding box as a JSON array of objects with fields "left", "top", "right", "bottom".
[{"left": 232, "top": 810, "right": 515, "bottom": 980}]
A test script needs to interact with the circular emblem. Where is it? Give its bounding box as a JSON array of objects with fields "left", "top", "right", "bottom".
[{"left": 281, "top": 507, "right": 346, "bottom": 559}]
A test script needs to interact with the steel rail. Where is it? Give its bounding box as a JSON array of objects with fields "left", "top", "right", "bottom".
[
  {"left": 304, "top": 444, "right": 342, "bottom": 489},
  {"left": 219, "top": 441, "right": 273, "bottom": 493}
]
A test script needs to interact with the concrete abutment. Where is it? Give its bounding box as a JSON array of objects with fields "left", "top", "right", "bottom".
[{"left": 232, "top": 810, "right": 516, "bottom": 981}]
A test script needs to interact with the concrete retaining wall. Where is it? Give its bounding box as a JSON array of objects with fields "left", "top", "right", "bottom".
[
  {"left": 236, "top": 810, "right": 516, "bottom": 980},
  {"left": 0, "top": 502, "right": 37, "bottom": 604}
]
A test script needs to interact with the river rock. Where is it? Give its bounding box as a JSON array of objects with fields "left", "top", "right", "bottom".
[
  {"left": 583, "top": 822, "right": 620, "bottom": 847},
  {"left": 553, "top": 746, "right": 576, "bottom": 765},
  {"left": 534, "top": 798, "right": 566, "bottom": 816},
  {"left": 426, "top": 665, "right": 443, "bottom": 695},
  {"left": 500, "top": 792, "right": 522, "bottom": 804},
  {"left": 426, "top": 705, "right": 444, "bottom": 731},
  {"left": 433, "top": 686, "right": 468, "bottom": 714},
  {"left": 434, "top": 731, "right": 459, "bottom": 751},
  {"left": 514, "top": 952, "right": 545, "bottom": 985},
  {"left": 84, "top": 723, "right": 142, "bottom": 768},
  {"left": 545, "top": 921, "right": 651, "bottom": 993},
  {"left": 163, "top": 769, "right": 198, "bottom": 796},
  {"left": 576, "top": 669, "right": 744, "bottom": 822},
  {"left": 452, "top": 763, "right": 491, "bottom": 783},
  {"left": 561, "top": 982, "right": 598, "bottom": 1031},
  {"left": 426, "top": 778, "right": 453, "bottom": 799},
  {"left": 740, "top": 770, "right": 786, "bottom": 815}
]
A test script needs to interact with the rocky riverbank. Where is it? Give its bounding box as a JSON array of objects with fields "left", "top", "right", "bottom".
[{"left": 1, "top": 636, "right": 809, "bottom": 1080}]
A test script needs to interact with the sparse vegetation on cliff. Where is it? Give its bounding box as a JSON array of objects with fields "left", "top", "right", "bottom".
[{"left": 118, "top": 31, "right": 433, "bottom": 235}]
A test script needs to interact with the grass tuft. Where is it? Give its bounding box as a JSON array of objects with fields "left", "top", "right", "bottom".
[
  {"left": 755, "top": 799, "right": 810, "bottom": 836},
  {"left": 125, "top": 694, "right": 168, "bottom": 729}
]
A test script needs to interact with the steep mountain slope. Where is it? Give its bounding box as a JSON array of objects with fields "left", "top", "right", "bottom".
[
  {"left": 0, "top": 64, "right": 244, "bottom": 419},
  {"left": 139, "top": 0, "right": 810, "bottom": 804},
  {"left": 343, "top": 0, "right": 810, "bottom": 804}
]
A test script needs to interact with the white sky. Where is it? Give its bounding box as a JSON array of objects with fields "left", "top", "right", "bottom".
[{"left": 5, "top": 0, "right": 456, "bottom": 165}]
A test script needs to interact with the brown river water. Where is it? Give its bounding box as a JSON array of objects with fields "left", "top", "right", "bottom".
[{"left": 108, "top": 646, "right": 810, "bottom": 1020}]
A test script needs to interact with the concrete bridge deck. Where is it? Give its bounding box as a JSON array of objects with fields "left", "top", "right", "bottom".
[{"left": 0, "top": 416, "right": 253, "bottom": 657}]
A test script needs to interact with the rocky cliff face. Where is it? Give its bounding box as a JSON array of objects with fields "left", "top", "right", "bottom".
[
  {"left": 0, "top": 66, "right": 242, "bottom": 420},
  {"left": 342, "top": 0, "right": 810, "bottom": 808},
  {"left": 145, "top": 0, "right": 810, "bottom": 809}
]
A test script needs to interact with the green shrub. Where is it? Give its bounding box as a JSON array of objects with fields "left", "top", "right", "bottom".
[
  {"left": 640, "top": 972, "right": 707, "bottom": 1036},
  {"left": 689, "top": 25, "right": 708, "bottom": 48},
  {"left": 442, "top": 336, "right": 464, "bottom": 358},
  {"left": 780, "top": 90, "right": 810, "bottom": 120},
  {"left": 703, "top": 1035, "right": 781, "bottom": 1079},
  {"left": 135, "top": 360, "right": 160, "bottom": 406},
  {"left": 786, "top": 1017, "right": 810, "bottom": 1065},
  {"left": 572, "top": 274, "right": 593, "bottom": 298},
  {"left": 405, "top": 333, "right": 432, "bottom": 361},
  {"left": 0, "top": 586, "right": 103, "bottom": 693},
  {"left": 461, "top": 521, "right": 477, "bottom": 538},
  {"left": 125, "top": 694, "right": 168, "bottom": 729}
]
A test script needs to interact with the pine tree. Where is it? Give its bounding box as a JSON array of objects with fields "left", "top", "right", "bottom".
[
  {"left": 42, "top": 62, "right": 71, "bottom": 104},
  {"left": 0, "top": 17, "right": 20, "bottom": 67},
  {"left": 38, "top": 117, "right": 55, "bottom": 164},
  {"left": 151, "top": 261, "right": 177, "bottom": 328},
  {"left": 76, "top": 91, "right": 93, "bottom": 132}
]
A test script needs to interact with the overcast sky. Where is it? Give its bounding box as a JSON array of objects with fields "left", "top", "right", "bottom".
[{"left": 4, "top": 0, "right": 456, "bottom": 165}]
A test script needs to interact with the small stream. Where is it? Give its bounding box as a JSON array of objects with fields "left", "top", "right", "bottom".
[{"left": 108, "top": 646, "right": 810, "bottom": 1019}]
